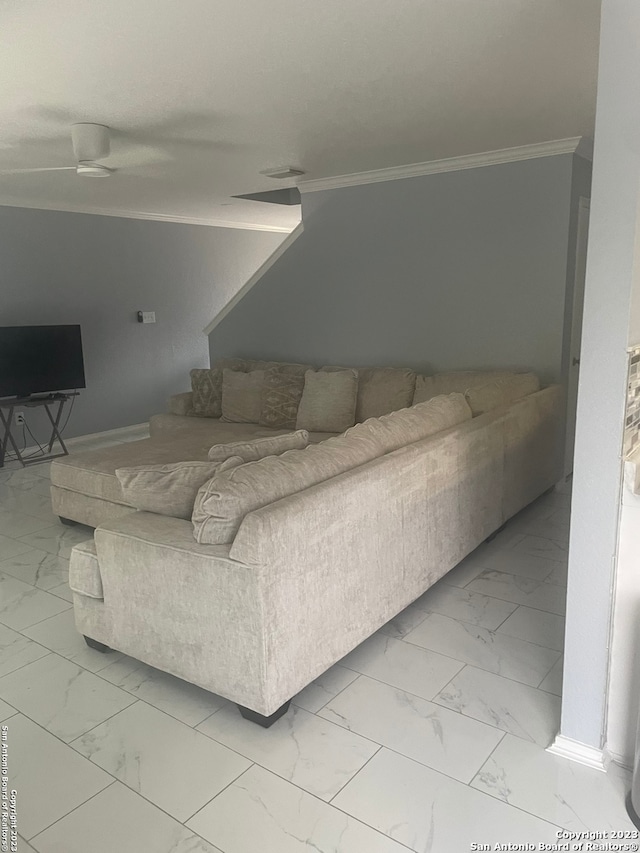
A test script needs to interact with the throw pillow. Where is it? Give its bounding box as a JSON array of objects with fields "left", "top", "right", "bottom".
[
  {"left": 296, "top": 369, "right": 358, "bottom": 433},
  {"left": 220, "top": 369, "right": 265, "bottom": 423},
  {"left": 190, "top": 368, "right": 223, "bottom": 417},
  {"left": 413, "top": 371, "right": 514, "bottom": 405},
  {"left": 259, "top": 368, "right": 306, "bottom": 429},
  {"left": 354, "top": 367, "right": 416, "bottom": 420},
  {"left": 115, "top": 455, "right": 243, "bottom": 520},
  {"left": 208, "top": 429, "right": 310, "bottom": 463}
]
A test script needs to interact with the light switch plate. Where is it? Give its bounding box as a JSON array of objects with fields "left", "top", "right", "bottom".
[{"left": 141, "top": 311, "right": 156, "bottom": 324}]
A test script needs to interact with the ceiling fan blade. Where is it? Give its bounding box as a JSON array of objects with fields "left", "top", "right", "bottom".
[{"left": 0, "top": 166, "right": 76, "bottom": 174}]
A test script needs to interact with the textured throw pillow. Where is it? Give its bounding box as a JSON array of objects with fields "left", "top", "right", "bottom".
[
  {"left": 465, "top": 373, "right": 541, "bottom": 416},
  {"left": 190, "top": 368, "right": 223, "bottom": 417},
  {"left": 208, "top": 429, "right": 310, "bottom": 463},
  {"left": 355, "top": 367, "right": 416, "bottom": 420},
  {"left": 220, "top": 369, "right": 265, "bottom": 423},
  {"left": 259, "top": 368, "right": 306, "bottom": 429},
  {"left": 116, "top": 456, "right": 243, "bottom": 520},
  {"left": 296, "top": 369, "right": 358, "bottom": 433}
]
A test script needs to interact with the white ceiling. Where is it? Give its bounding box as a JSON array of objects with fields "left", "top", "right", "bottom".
[{"left": 0, "top": 0, "right": 600, "bottom": 231}]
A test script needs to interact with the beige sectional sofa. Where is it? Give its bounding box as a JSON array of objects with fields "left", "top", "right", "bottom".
[{"left": 57, "top": 358, "right": 563, "bottom": 726}]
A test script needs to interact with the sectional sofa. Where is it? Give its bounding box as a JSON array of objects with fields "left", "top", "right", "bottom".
[{"left": 56, "top": 359, "right": 563, "bottom": 725}]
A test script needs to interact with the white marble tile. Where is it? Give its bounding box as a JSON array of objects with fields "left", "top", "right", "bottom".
[
  {"left": 26, "top": 461, "right": 52, "bottom": 478},
  {"left": 332, "top": 748, "right": 561, "bottom": 851},
  {"left": 73, "top": 701, "right": 251, "bottom": 821},
  {"left": 0, "top": 547, "right": 69, "bottom": 590},
  {"left": 0, "top": 653, "right": 135, "bottom": 742},
  {"left": 8, "top": 477, "right": 53, "bottom": 498},
  {"left": 438, "top": 549, "right": 495, "bottom": 588},
  {"left": 509, "top": 533, "right": 569, "bottom": 563},
  {"left": 339, "top": 633, "right": 463, "bottom": 701},
  {"left": 412, "top": 580, "right": 518, "bottom": 628},
  {"left": 32, "top": 781, "right": 223, "bottom": 853},
  {"left": 319, "top": 675, "right": 504, "bottom": 783},
  {"left": 98, "top": 655, "right": 226, "bottom": 726},
  {"left": 405, "top": 613, "right": 560, "bottom": 687},
  {"left": 471, "top": 734, "right": 635, "bottom": 831},
  {"left": 22, "top": 609, "right": 122, "bottom": 672},
  {"left": 292, "top": 663, "right": 359, "bottom": 713},
  {"left": 0, "top": 468, "right": 44, "bottom": 488},
  {"left": 16, "top": 523, "right": 92, "bottom": 559},
  {"left": 3, "top": 488, "right": 57, "bottom": 523},
  {"left": 378, "top": 601, "right": 429, "bottom": 638},
  {"left": 0, "top": 697, "right": 16, "bottom": 721},
  {"left": 5, "top": 714, "right": 112, "bottom": 839},
  {"left": 187, "top": 764, "right": 408, "bottom": 853},
  {"left": 0, "top": 622, "right": 49, "bottom": 677},
  {"left": 467, "top": 548, "right": 561, "bottom": 582},
  {"left": 0, "top": 509, "right": 53, "bottom": 538},
  {"left": 497, "top": 605, "right": 565, "bottom": 651},
  {"left": 515, "top": 514, "right": 570, "bottom": 546},
  {"left": 466, "top": 570, "right": 567, "bottom": 615},
  {"left": 197, "top": 702, "right": 377, "bottom": 800},
  {"left": 0, "top": 535, "right": 33, "bottom": 561},
  {"left": 47, "top": 581, "right": 74, "bottom": 602},
  {"left": 545, "top": 560, "right": 569, "bottom": 586},
  {"left": 0, "top": 572, "right": 70, "bottom": 629},
  {"left": 539, "top": 656, "right": 564, "bottom": 696},
  {"left": 433, "top": 665, "right": 561, "bottom": 747}
]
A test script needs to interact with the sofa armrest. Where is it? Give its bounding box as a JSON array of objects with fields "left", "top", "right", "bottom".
[{"left": 168, "top": 391, "right": 193, "bottom": 415}]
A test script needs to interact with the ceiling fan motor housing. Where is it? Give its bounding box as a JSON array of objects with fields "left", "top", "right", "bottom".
[{"left": 71, "top": 123, "right": 110, "bottom": 162}]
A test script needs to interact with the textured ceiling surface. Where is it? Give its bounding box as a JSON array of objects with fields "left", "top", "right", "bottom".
[{"left": 0, "top": 0, "right": 600, "bottom": 229}]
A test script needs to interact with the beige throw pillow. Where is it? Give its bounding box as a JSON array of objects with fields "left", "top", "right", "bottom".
[
  {"left": 355, "top": 367, "right": 416, "bottom": 420},
  {"left": 207, "top": 430, "right": 310, "bottom": 463},
  {"left": 465, "top": 373, "right": 541, "bottom": 416},
  {"left": 190, "top": 368, "right": 223, "bottom": 417},
  {"left": 259, "top": 368, "right": 306, "bottom": 429},
  {"left": 413, "top": 371, "right": 515, "bottom": 405},
  {"left": 220, "top": 369, "right": 265, "bottom": 423},
  {"left": 116, "top": 456, "right": 243, "bottom": 520},
  {"left": 296, "top": 369, "right": 358, "bottom": 433}
]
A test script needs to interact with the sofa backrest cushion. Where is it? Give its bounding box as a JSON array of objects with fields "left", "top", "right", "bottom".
[
  {"left": 192, "top": 392, "right": 471, "bottom": 544},
  {"left": 190, "top": 368, "right": 223, "bottom": 417},
  {"left": 116, "top": 456, "right": 243, "bottom": 520},
  {"left": 413, "top": 370, "right": 515, "bottom": 405},
  {"left": 259, "top": 368, "right": 306, "bottom": 430},
  {"left": 296, "top": 369, "right": 359, "bottom": 433},
  {"left": 207, "top": 429, "right": 310, "bottom": 463},
  {"left": 320, "top": 366, "right": 416, "bottom": 421},
  {"left": 465, "top": 373, "right": 541, "bottom": 416},
  {"left": 220, "top": 369, "right": 265, "bottom": 423},
  {"left": 213, "top": 357, "right": 313, "bottom": 377}
]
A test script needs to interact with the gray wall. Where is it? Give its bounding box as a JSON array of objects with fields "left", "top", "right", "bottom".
[
  {"left": 210, "top": 155, "right": 577, "bottom": 384},
  {"left": 0, "top": 206, "right": 285, "bottom": 441}
]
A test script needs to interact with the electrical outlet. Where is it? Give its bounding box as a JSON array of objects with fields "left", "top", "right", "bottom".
[
  {"left": 137, "top": 311, "right": 156, "bottom": 324},
  {"left": 15, "top": 412, "right": 25, "bottom": 426}
]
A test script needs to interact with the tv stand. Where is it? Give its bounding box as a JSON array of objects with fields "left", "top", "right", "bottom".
[{"left": 0, "top": 393, "right": 79, "bottom": 468}]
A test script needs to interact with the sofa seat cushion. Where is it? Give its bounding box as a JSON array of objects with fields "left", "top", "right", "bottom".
[
  {"left": 150, "top": 413, "right": 336, "bottom": 445},
  {"left": 52, "top": 436, "right": 227, "bottom": 504},
  {"left": 465, "top": 373, "right": 541, "bottom": 416},
  {"left": 413, "top": 371, "right": 515, "bottom": 404},
  {"left": 354, "top": 367, "right": 416, "bottom": 421},
  {"left": 193, "top": 392, "right": 472, "bottom": 545},
  {"left": 69, "top": 539, "right": 103, "bottom": 599}
]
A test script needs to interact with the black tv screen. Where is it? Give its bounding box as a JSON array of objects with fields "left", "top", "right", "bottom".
[{"left": 0, "top": 325, "right": 86, "bottom": 398}]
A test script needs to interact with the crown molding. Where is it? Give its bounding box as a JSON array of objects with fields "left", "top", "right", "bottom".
[
  {"left": 298, "top": 137, "right": 588, "bottom": 194},
  {"left": 204, "top": 220, "right": 304, "bottom": 335},
  {"left": 0, "top": 200, "right": 294, "bottom": 233}
]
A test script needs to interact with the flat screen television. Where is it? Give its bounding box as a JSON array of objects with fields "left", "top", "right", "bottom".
[{"left": 0, "top": 325, "right": 86, "bottom": 398}]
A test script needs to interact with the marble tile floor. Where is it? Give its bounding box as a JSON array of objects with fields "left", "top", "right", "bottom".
[{"left": 0, "top": 427, "right": 635, "bottom": 852}]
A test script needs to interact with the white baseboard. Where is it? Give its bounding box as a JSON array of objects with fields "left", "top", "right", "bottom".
[
  {"left": 3, "top": 422, "right": 148, "bottom": 464},
  {"left": 547, "top": 735, "right": 606, "bottom": 771}
]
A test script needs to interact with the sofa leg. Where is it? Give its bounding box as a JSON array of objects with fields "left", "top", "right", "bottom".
[
  {"left": 84, "top": 635, "right": 112, "bottom": 653},
  {"left": 237, "top": 701, "right": 291, "bottom": 728},
  {"left": 59, "top": 516, "right": 76, "bottom": 526},
  {"left": 485, "top": 521, "right": 508, "bottom": 543}
]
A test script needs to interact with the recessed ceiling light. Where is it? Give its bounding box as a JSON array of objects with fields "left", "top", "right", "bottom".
[{"left": 260, "top": 167, "right": 305, "bottom": 179}]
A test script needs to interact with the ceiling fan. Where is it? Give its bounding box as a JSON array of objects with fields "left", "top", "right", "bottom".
[{"left": 0, "top": 124, "right": 115, "bottom": 178}]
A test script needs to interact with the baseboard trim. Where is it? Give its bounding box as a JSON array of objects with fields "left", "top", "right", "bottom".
[{"left": 547, "top": 735, "right": 606, "bottom": 771}]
